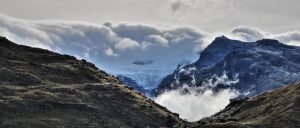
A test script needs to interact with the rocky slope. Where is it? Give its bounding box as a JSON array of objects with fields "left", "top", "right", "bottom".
[
  {"left": 1, "top": 36, "right": 299, "bottom": 128},
  {"left": 0, "top": 36, "right": 184, "bottom": 128},
  {"left": 156, "top": 36, "right": 300, "bottom": 97},
  {"left": 194, "top": 81, "right": 300, "bottom": 128}
]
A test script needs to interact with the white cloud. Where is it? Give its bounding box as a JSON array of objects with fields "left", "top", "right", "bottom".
[
  {"left": 0, "top": 14, "right": 300, "bottom": 90},
  {"left": 230, "top": 26, "right": 268, "bottom": 42},
  {"left": 155, "top": 86, "right": 238, "bottom": 121},
  {"left": 1, "top": 0, "right": 299, "bottom": 33},
  {"left": 146, "top": 35, "right": 169, "bottom": 47},
  {"left": 272, "top": 31, "right": 300, "bottom": 46},
  {"left": 153, "top": 67, "right": 253, "bottom": 121},
  {"left": 0, "top": 14, "right": 206, "bottom": 78},
  {"left": 155, "top": 72, "right": 240, "bottom": 121},
  {"left": 227, "top": 26, "right": 300, "bottom": 46},
  {"left": 105, "top": 47, "right": 118, "bottom": 57},
  {"left": 115, "top": 38, "right": 140, "bottom": 50}
]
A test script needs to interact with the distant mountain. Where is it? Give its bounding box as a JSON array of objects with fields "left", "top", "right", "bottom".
[
  {"left": 116, "top": 75, "right": 149, "bottom": 95},
  {"left": 117, "top": 72, "right": 172, "bottom": 97},
  {"left": 155, "top": 36, "right": 300, "bottom": 97}
]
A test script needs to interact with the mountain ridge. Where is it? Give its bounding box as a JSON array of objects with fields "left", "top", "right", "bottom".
[
  {"left": 0, "top": 36, "right": 299, "bottom": 128},
  {"left": 155, "top": 36, "right": 300, "bottom": 97},
  {"left": 0, "top": 36, "right": 184, "bottom": 128}
]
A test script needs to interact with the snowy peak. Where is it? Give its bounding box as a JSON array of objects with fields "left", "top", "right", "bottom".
[
  {"left": 157, "top": 36, "right": 300, "bottom": 97},
  {"left": 194, "top": 36, "right": 244, "bottom": 69}
]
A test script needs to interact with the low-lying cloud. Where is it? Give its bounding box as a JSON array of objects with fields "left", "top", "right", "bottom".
[
  {"left": 154, "top": 86, "right": 238, "bottom": 121},
  {"left": 155, "top": 72, "right": 240, "bottom": 121}
]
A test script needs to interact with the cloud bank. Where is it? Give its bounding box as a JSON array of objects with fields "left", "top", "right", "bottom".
[
  {"left": 155, "top": 72, "right": 240, "bottom": 122},
  {"left": 0, "top": 14, "right": 300, "bottom": 89},
  {"left": 228, "top": 26, "right": 300, "bottom": 45},
  {"left": 154, "top": 86, "right": 238, "bottom": 121},
  {"left": 0, "top": 14, "right": 207, "bottom": 75}
]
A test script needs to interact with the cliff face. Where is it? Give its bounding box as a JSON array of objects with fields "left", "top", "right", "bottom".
[{"left": 0, "top": 36, "right": 184, "bottom": 128}]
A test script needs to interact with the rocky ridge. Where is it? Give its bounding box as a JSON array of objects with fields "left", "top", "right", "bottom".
[
  {"left": 156, "top": 36, "right": 300, "bottom": 97},
  {"left": 0, "top": 36, "right": 184, "bottom": 128}
]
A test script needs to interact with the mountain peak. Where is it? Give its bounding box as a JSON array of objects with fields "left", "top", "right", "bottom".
[
  {"left": 193, "top": 36, "right": 243, "bottom": 69},
  {"left": 215, "top": 35, "right": 229, "bottom": 40},
  {"left": 256, "top": 38, "right": 284, "bottom": 47},
  {"left": 212, "top": 35, "right": 232, "bottom": 43},
  {"left": 158, "top": 36, "right": 300, "bottom": 97},
  {"left": 209, "top": 36, "right": 243, "bottom": 48}
]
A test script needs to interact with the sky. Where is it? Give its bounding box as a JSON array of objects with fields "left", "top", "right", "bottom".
[
  {"left": 0, "top": 0, "right": 299, "bottom": 33},
  {"left": 0, "top": 0, "right": 299, "bottom": 87}
]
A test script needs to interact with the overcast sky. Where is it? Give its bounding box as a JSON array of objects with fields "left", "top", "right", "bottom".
[
  {"left": 0, "top": 0, "right": 299, "bottom": 33},
  {"left": 0, "top": 0, "right": 300, "bottom": 89}
]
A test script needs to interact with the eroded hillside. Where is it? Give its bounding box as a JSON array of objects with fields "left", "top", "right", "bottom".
[
  {"left": 193, "top": 82, "right": 300, "bottom": 128},
  {"left": 0, "top": 36, "right": 185, "bottom": 128}
]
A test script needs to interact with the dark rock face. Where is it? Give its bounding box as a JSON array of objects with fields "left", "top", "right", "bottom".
[
  {"left": 156, "top": 36, "right": 300, "bottom": 97},
  {"left": 0, "top": 36, "right": 183, "bottom": 128}
]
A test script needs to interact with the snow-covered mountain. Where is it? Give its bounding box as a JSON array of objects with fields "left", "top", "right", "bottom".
[
  {"left": 116, "top": 75, "right": 150, "bottom": 95},
  {"left": 116, "top": 71, "right": 173, "bottom": 97},
  {"left": 154, "top": 36, "right": 300, "bottom": 97}
]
